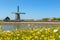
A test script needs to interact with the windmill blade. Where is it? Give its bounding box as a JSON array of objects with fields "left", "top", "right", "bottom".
[
  {"left": 20, "top": 13, "right": 26, "bottom": 14},
  {"left": 11, "top": 12, "right": 19, "bottom": 14},
  {"left": 11, "top": 12, "right": 16, "bottom": 14},
  {"left": 11, "top": 12, "right": 26, "bottom": 14}
]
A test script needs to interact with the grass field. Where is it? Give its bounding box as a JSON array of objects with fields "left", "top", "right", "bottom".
[{"left": 0, "top": 25, "right": 60, "bottom": 40}]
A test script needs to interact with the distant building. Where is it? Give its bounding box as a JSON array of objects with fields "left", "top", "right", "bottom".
[
  {"left": 48, "top": 18, "right": 54, "bottom": 22},
  {"left": 3, "top": 17, "right": 10, "bottom": 21}
]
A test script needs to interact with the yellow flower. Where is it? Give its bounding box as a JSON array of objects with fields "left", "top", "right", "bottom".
[
  {"left": 16, "top": 37, "right": 19, "bottom": 39},
  {"left": 44, "top": 37, "right": 48, "bottom": 40},
  {"left": 6, "top": 37, "right": 11, "bottom": 40},
  {"left": 22, "top": 36, "right": 25, "bottom": 39},
  {"left": 59, "top": 36, "right": 60, "bottom": 38},
  {"left": 0, "top": 37, "right": 2, "bottom": 40},
  {"left": 48, "top": 38, "right": 55, "bottom": 40},
  {"left": 30, "top": 30, "right": 34, "bottom": 33},
  {"left": 41, "top": 35, "right": 45, "bottom": 37},
  {"left": 40, "top": 37, "right": 42, "bottom": 40},
  {"left": 50, "top": 36, "right": 53, "bottom": 38},
  {"left": 32, "top": 39, "right": 34, "bottom": 40},
  {"left": 35, "top": 31, "right": 40, "bottom": 36},
  {"left": 45, "top": 30, "right": 48, "bottom": 34},
  {"left": 26, "top": 37, "right": 30, "bottom": 40},
  {"left": 35, "top": 36, "right": 38, "bottom": 39}
]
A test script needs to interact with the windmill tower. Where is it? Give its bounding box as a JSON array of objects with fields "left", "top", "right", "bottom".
[
  {"left": 13, "top": 5, "right": 25, "bottom": 22},
  {"left": 15, "top": 6, "right": 20, "bottom": 21}
]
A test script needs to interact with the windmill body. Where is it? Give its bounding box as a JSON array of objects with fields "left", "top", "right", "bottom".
[
  {"left": 15, "top": 12, "right": 20, "bottom": 21},
  {"left": 13, "top": 6, "right": 25, "bottom": 22}
]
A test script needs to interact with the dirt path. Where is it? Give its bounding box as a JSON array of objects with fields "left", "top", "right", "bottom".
[{"left": 0, "top": 22, "right": 60, "bottom": 25}]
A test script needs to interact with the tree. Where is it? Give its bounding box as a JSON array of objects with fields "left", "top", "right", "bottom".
[{"left": 41, "top": 18, "right": 49, "bottom": 21}]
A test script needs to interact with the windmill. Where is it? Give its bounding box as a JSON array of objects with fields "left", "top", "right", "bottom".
[{"left": 12, "top": 5, "right": 25, "bottom": 22}]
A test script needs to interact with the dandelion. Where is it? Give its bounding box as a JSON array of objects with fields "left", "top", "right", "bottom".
[
  {"left": 53, "top": 29, "right": 58, "bottom": 32},
  {"left": 17, "top": 34, "right": 20, "bottom": 36},
  {"left": 49, "top": 36, "right": 54, "bottom": 39},
  {"left": 45, "top": 28, "right": 48, "bottom": 30},
  {"left": 35, "top": 36, "right": 38, "bottom": 38},
  {"left": 59, "top": 36, "right": 60, "bottom": 38},
  {"left": 6, "top": 30, "right": 11, "bottom": 32},
  {"left": 40, "top": 30, "right": 43, "bottom": 32},
  {"left": 41, "top": 35, "right": 45, "bottom": 37},
  {"left": 40, "top": 38, "right": 42, "bottom": 40},
  {"left": 44, "top": 37, "right": 47, "bottom": 40}
]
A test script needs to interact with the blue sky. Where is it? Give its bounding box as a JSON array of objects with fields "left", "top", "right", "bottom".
[{"left": 0, "top": 0, "right": 60, "bottom": 20}]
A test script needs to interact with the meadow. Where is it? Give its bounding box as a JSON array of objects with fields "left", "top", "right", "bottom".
[{"left": 0, "top": 24, "right": 60, "bottom": 40}]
